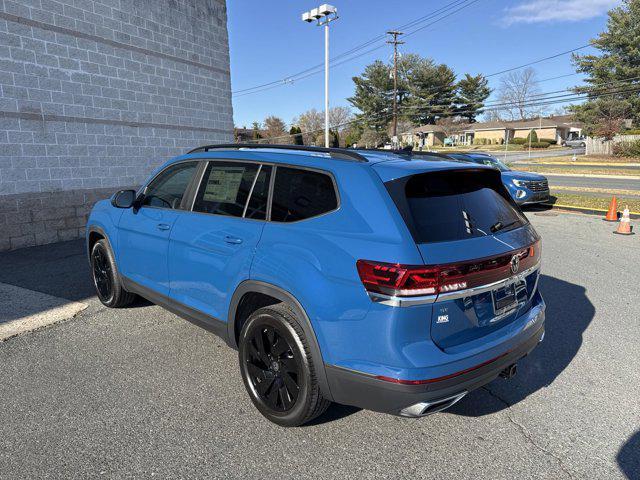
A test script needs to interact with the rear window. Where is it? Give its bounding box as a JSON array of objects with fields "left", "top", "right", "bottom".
[
  {"left": 271, "top": 167, "right": 338, "bottom": 222},
  {"left": 386, "top": 169, "right": 527, "bottom": 243}
]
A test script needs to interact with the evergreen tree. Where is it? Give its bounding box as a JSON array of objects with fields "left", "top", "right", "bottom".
[
  {"left": 330, "top": 129, "right": 340, "bottom": 148},
  {"left": 289, "top": 126, "right": 304, "bottom": 145},
  {"left": 570, "top": 0, "right": 640, "bottom": 134},
  {"left": 456, "top": 74, "right": 491, "bottom": 123},
  {"left": 403, "top": 58, "right": 457, "bottom": 126},
  {"left": 348, "top": 55, "right": 459, "bottom": 130},
  {"left": 347, "top": 61, "right": 393, "bottom": 132},
  {"left": 251, "top": 121, "right": 262, "bottom": 140}
]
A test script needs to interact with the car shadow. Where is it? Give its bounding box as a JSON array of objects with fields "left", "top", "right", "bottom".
[
  {"left": 0, "top": 239, "right": 153, "bottom": 308},
  {"left": 522, "top": 203, "right": 555, "bottom": 214},
  {"left": 305, "top": 403, "right": 361, "bottom": 426},
  {"left": 449, "top": 274, "right": 595, "bottom": 416},
  {"left": 618, "top": 430, "right": 640, "bottom": 480},
  {"left": 0, "top": 239, "right": 95, "bottom": 302}
]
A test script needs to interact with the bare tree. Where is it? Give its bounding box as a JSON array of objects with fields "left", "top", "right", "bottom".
[
  {"left": 328, "top": 106, "right": 353, "bottom": 131},
  {"left": 497, "top": 67, "right": 543, "bottom": 120},
  {"left": 359, "top": 128, "right": 388, "bottom": 148},
  {"left": 483, "top": 108, "right": 503, "bottom": 122},
  {"left": 436, "top": 117, "right": 466, "bottom": 143},
  {"left": 263, "top": 115, "right": 287, "bottom": 140},
  {"left": 293, "top": 108, "right": 324, "bottom": 145},
  {"left": 591, "top": 99, "right": 629, "bottom": 140}
]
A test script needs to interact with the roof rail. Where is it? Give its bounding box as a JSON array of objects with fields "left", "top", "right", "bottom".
[
  {"left": 187, "top": 143, "right": 368, "bottom": 163},
  {"left": 354, "top": 147, "right": 453, "bottom": 160}
]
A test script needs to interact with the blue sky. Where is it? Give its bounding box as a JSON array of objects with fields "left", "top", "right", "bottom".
[{"left": 227, "top": 0, "right": 620, "bottom": 128}]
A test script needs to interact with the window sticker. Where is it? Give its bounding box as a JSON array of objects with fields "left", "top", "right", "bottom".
[{"left": 203, "top": 167, "right": 244, "bottom": 203}]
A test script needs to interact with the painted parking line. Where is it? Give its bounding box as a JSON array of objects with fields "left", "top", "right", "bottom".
[{"left": 0, "top": 283, "right": 87, "bottom": 341}]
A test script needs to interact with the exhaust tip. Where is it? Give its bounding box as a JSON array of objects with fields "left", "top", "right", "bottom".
[
  {"left": 499, "top": 363, "right": 517, "bottom": 379},
  {"left": 400, "top": 391, "right": 467, "bottom": 418}
]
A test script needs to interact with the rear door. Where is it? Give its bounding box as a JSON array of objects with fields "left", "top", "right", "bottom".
[
  {"left": 118, "top": 161, "right": 198, "bottom": 296},
  {"left": 168, "top": 161, "right": 271, "bottom": 320},
  {"left": 384, "top": 168, "right": 541, "bottom": 351}
]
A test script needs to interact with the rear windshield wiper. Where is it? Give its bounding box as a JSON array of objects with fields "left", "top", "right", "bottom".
[{"left": 490, "top": 220, "right": 519, "bottom": 233}]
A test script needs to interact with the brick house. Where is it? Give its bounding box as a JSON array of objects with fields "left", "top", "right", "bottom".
[{"left": 0, "top": 0, "right": 233, "bottom": 251}]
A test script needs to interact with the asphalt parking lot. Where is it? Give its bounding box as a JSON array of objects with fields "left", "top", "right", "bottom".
[{"left": 0, "top": 212, "right": 638, "bottom": 479}]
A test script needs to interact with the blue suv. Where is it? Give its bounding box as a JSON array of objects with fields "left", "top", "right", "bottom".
[
  {"left": 447, "top": 152, "right": 550, "bottom": 205},
  {"left": 86, "top": 144, "right": 545, "bottom": 426}
]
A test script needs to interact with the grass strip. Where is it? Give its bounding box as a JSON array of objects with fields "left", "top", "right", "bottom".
[
  {"left": 546, "top": 193, "right": 640, "bottom": 214},
  {"left": 515, "top": 165, "right": 639, "bottom": 176}
]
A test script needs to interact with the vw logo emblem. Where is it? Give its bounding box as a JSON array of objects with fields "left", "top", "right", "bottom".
[{"left": 510, "top": 255, "right": 520, "bottom": 274}]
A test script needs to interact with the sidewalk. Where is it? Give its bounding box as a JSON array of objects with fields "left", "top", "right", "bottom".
[{"left": 0, "top": 240, "right": 92, "bottom": 341}]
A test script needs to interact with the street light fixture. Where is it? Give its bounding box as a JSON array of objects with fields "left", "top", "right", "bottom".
[{"left": 301, "top": 4, "right": 339, "bottom": 148}]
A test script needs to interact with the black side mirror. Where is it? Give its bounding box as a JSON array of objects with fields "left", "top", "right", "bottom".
[{"left": 111, "top": 189, "right": 136, "bottom": 209}]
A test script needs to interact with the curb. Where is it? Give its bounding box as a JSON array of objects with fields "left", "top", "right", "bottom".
[
  {"left": 540, "top": 203, "right": 640, "bottom": 219},
  {"left": 524, "top": 172, "right": 640, "bottom": 180}
]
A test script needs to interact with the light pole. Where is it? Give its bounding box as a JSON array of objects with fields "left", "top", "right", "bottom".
[{"left": 302, "top": 4, "right": 338, "bottom": 148}]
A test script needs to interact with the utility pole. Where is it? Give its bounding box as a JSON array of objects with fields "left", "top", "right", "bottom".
[{"left": 387, "top": 30, "right": 404, "bottom": 146}]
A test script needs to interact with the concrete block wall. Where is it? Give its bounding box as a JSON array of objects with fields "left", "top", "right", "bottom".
[{"left": 0, "top": 0, "right": 233, "bottom": 251}]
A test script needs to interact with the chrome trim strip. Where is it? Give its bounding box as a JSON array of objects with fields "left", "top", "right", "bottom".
[
  {"left": 528, "top": 264, "right": 541, "bottom": 301},
  {"left": 368, "top": 263, "right": 540, "bottom": 307},
  {"left": 368, "top": 291, "right": 438, "bottom": 307},
  {"left": 435, "top": 263, "right": 540, "bottom": 303}
]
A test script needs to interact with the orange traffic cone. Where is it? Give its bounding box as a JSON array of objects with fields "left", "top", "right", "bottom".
[
  {"left": 604, "top": 196, "right": 618, "bottom": 222},
  {"left": 613, "top": 207, "right": 634, "bottom": 235}
]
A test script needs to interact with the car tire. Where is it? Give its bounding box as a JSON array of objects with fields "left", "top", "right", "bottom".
[
  {"left": 90, "top": 239, "right": 137, "bottom": 308},
  {"left": 238, "top": 303, "right": 331, "bottom": 427}
]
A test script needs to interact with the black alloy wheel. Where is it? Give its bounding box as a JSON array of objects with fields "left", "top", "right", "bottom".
[
  {"left": 92, "top": 242, "right": 113, "bottom": 302},
  {"left": 90, "top": 239, "right": 136, "bottom": 308},
  {"left": 238, "top": 304, "right": 331, "bottom": 427},
  {"left": 245, "top": 325, "right": 302, "bottom": 412}
]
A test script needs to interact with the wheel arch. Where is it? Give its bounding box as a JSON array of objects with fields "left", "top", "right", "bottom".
[
  {"left": 87, "top": 225, "right": 111, "bottom": 258},
  {"left": 227, "top": 280, "right": 334, "bottom": 401}
]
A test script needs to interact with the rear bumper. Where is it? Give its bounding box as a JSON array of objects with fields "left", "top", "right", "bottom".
[{"left": 325, "top": 323, "right": 544, "bottom": 416}]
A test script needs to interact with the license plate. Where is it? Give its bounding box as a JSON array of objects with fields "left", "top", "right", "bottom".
[{"left": 492, "top": 283, "right": 517, "bottom": 314}]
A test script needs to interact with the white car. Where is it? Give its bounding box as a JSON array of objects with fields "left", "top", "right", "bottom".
[{"left": 562, "top": 137, "right": 586, "bottom": 147}]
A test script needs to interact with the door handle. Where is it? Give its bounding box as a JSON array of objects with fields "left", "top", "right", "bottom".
[
  {"left": 157, "top": 223, "right": 171, "bottom": 231},
  {"left": 224, "top": 235, "right": 243, "bottom": 244}
]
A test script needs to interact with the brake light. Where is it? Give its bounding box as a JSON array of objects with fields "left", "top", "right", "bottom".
[
  {"left": 357, "top": 241, "right": 540, "bottom": 298},
  {"left": 356, "top": 261, "right": 439, "bottom": 296}
]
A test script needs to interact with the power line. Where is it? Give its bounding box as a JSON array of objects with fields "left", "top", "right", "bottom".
[
  {"left": 233, "top": 0, "right": 482, "bottom": 97},
  {"left": 485, "top": 45, "right": 591, "bottom": 78},
  {"left": 244, "top": 82, "right": 640, "bottom": 143},
  {"left": 234, "top": 43, "right": 594, "bottom": 100}
]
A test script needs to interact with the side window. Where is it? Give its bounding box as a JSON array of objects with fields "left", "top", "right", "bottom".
[
  {"left": 245, "top": 165, "right": 272, "bottom": 220},
  {"left": 271, "top": 167, "right": 338, "bottom": 222},
  {"left": 193, "top": 162, "right": 259, "bottom": 218},
  {"left": 142, "top": 162, "right": 197, "bottom": 209}
]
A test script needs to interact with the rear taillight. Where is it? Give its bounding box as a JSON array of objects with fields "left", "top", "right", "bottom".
[
  {"left": 357, "top": 241, "right": 540, "bottom": 298},
  {"left": 356, "top": 261, "right": 439, "bottom": 296}
]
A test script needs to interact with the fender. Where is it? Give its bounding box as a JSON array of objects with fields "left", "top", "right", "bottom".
[
  {"left": 86, "top": 225, "right": 111, "bottom": 259},
  {"left": 227, "top": 280, "right": 334, "bottom": 402}
]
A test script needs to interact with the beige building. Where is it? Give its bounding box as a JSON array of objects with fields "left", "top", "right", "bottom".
[{"left": 404, "top": 115, "right": 583, "bottom": 147}]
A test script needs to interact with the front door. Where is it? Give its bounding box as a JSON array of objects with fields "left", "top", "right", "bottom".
[
  {"left": 118, "top": 161, "right": 198, "bottom": 296},
  {"left": 168, "top": 161, "right": 272, "bottom": 320}
]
